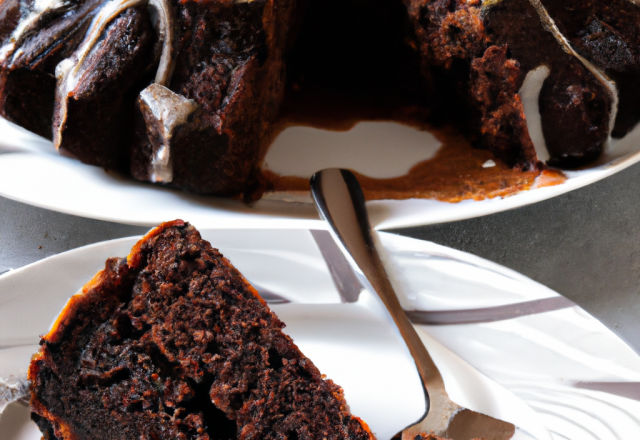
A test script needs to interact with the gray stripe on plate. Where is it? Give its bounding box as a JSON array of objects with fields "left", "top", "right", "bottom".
[
  {"left": 406, "top": 296, "right": 576, "bottom": 325},
  {"left": 574, "top": 382, "right": 640, "bottom": 402},
  {"left": 310, "top": 229, "right": 364, "bottom": 303},
  {"left": 251, "top": 283, "right": 291, "bottom": 304}
]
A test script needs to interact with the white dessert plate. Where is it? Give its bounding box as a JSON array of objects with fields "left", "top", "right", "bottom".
[
  {"left": 1, "top": 229, "right": 638, "bottom": 439},
  {"left": 1, "top": 117, "right": 640, "bottom": 230}
]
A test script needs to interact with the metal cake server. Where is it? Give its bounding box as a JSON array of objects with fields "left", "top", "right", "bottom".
[
  {"left": 0, "top": 345, "right": 35, "bottom": 416},
  {"left": 310, "top": 168, "right": 516, "bottom": 440}
]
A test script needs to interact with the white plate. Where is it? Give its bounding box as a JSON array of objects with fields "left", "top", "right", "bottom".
[
  {"left": 2, "top": 118, "right": 640, "bottom": 229},
  {"left": 0, "top": 230, "right": 542, "bottom": 440},
  {"left": 1, "top": 229, "right": 638, "bottom": 439}
]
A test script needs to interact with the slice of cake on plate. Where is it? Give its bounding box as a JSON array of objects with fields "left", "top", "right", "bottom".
[{"left": 29, "top": 220, "right": 374, "bottom": 439}]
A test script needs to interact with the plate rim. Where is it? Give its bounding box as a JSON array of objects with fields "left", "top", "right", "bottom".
[{"left": 2, "top": 115, "right": 640, "bottom": 230}]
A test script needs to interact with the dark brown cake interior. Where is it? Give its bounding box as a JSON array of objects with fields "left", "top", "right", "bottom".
[
  {"left": 281, "top": 0, "right": 432, "bottom": 124},
  {"left": 540, "top": 0, "right": 640, "bottom": 138},
  {"left": 29, "top": 221, "right": 373, "bottom": 440}
]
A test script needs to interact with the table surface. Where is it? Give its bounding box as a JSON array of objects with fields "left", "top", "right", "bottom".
[{"left": 2, "top": 159, "right": 640, "bottom": 352}]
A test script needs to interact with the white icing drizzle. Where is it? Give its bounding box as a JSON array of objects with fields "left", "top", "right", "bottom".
[
  {"left": 53, "top": 0, "right": 145, "bottom": 148},
  {"left": 480, "top": 0, "right": 621, "bottom": 157},
  {"left": 0, "top": 0, "right": 70, "bottom": 63},
  {"left": 144, "top": 0, "right": 178, "bottom": 182},
  {"left": 53, "top": 0, "right": 177, "bottom": 152},
  {"left": 526, "top": 0, "right": 619, "bottom": 147},
  {"left": 139, "top": 83, "right": 197, "bottom": 182},
  {"left": 519, "top": 65, "right": 551, "bottom": 162},
  {"left": 147, "top": 0, "right": 174, "bottom": 85}
]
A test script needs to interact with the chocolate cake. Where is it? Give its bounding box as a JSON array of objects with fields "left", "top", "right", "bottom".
[
  {"left": 28, "top": 220, "right": 374, "bottom": 439},
  {"left": 406, "top": 0, "right": 623, "bottom": 168},
  {"left": 0, "top": 0, "right": 295, "bottom": 195},
  {"left": 1, "top": 0, "right": 638, "bottom": 196}
]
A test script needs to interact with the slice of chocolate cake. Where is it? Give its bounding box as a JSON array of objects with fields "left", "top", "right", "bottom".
[{"left": 29, "top": 220, "right": 374, "bottom": 440}]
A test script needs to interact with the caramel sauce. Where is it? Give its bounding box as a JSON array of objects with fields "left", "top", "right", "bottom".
[
  {"left": 256, "top": 0, "right": 566, "bottom": 203},
  {"left": 262, "top": 123, "right": 565, "bottom": 203}
]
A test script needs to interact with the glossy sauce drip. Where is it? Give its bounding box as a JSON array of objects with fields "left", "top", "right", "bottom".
[
  {"left": 258, "top": 0, "right": 566, "bottom": 202},
  {"left": 263, "top": 126, "right": 565, "bottom": 202}
]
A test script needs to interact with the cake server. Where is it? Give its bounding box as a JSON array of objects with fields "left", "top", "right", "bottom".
[
  {"left": 0, "top": 345, "right": 35, "bottom": 415},
  {"left": 310, "top": 168, "right": 516, "bottom": 440}
]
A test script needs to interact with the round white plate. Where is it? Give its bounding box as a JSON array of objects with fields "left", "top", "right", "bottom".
[
  {"left": 2, "top": 118, "right": 640, "bottom": 229},
  {"left": 1, "top": 229, "right": 638, "bottom": 439}
]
